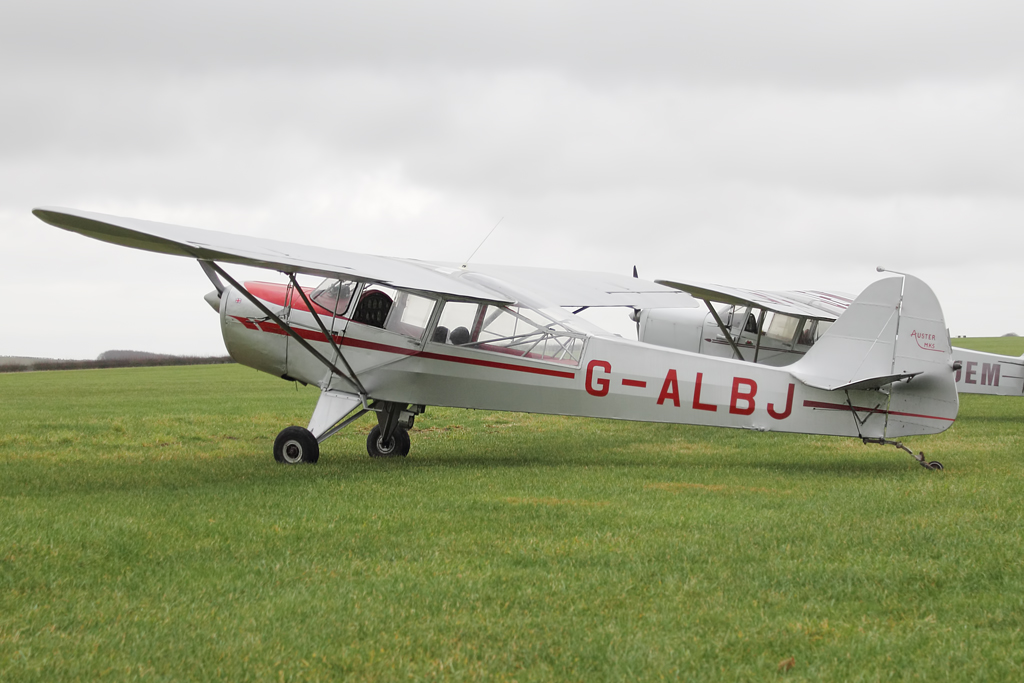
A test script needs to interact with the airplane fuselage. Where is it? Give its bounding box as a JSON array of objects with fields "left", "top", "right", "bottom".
[{"left": 220, "top": 280, "right": 956, "bottom": 441}]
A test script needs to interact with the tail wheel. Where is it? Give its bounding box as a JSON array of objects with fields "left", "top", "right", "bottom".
[
  {"left": 927, "top": 461, "right": 944, "bottom": 471},
  {"left": 274, "top": 426, "right": 320, "bottom": 464},
  {"left": 367, "top": 425, "right": 410, "bottom": 458}
]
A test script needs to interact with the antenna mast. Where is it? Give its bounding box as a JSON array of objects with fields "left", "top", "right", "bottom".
[{"left": 462, "top": 217, "right": 504, "bottom": 269}]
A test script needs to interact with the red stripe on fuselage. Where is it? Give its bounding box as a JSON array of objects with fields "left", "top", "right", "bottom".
[
  {"left": 802, "top": 399, "right": 955, "bottom": 422},
  {"left": 230, "top": 316, "right": 343, "bottom": 344},
  {"left": 229, "top": 316, "right": 576, "bottom": 380},
  {"left": 417, "top": 348, "right": 577, "bottom": 379}
]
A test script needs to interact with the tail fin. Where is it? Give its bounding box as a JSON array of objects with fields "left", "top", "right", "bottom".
[{"left": 791, "top": 274, "right": 958, "bottom": 437}]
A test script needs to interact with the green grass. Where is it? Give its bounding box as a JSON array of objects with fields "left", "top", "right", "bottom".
[
  {"left": 1, "top": 364, "right": 1023, "bottom": 681},
  {"left": 952, "top": 336, "right": 1024, "bottom": 356}
]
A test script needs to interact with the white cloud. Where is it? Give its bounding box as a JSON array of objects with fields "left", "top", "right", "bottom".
[{"left": 2, "top": 3, "right": 1024, "bottom": 358}]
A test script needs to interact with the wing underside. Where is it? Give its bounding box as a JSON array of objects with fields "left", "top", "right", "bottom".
[{"left": 34, "top": 207, "right": 694, "bottom": 310}]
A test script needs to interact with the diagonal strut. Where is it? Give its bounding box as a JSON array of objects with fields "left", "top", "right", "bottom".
[{"left": 207, "top": 261, "right": 366, "bottom": 396}]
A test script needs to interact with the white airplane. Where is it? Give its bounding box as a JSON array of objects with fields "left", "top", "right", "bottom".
[
  {"left": 35, "top": 207, "right": 959, "bottom": 469},
  {"left": 636, "top": 274, "right": 1024, "bottom": 397}
]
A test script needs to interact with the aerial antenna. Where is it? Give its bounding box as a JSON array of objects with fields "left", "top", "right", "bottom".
[{"left": 462, "top": 217, "right": 504, "bottom": 269}]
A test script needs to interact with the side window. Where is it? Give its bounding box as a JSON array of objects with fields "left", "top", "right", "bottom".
[
  {"left": 729, "top": 305, "right": 752, "bottom": 337},
  {"left": 744, "top": 309, "right": 761, "bottom": 334},
  {"left": 797, "top": 318, "right": 816, "bottom": 346},
  {"left": 384, "top": 291, "right": 436, "bottom": 340},
  {"left": 433, "top": 301, "right": 583, "bottom": 365},
  {"left": 350, "top": 285, "right": 436, "bottom": 340},
  {"left": 814, "top": 320, "right": 833, "bottom": 341},
  {"left": 765, "top": 313, "right": 800, "bottom": 344},
  {"left": 433, "top": 301, "right": 480, "bottom": 345}
]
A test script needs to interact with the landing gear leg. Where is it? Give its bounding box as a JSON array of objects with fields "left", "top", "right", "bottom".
[
  {"left": 365, "top": 401, "right": 420, "bottom": 458},
  {"left": 863, "top": 438, "right": 942, "bottom": 470}
]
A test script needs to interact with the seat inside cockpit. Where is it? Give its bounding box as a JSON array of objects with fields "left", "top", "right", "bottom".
[{"left": 352, "top": 289, "right": 393, "bottom": 327}]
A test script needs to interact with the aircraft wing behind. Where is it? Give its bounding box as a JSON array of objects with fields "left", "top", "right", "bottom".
[
  {"left": 34, "top": 207, "right": 694, "bottom": 310},
  {"left": 455, "top": 264, "right": 698, "bottom": 310},
  {"left": 656, "top": 278, "right": 853, "bottom": 320}
]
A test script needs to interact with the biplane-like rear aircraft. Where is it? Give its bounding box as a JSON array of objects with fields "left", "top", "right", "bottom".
[
  {"left": 35, "top": 208, "right": 959, "bottom": 469},
  {"left": 637, "top": 275, "right": 1024, "bottom": 397}
]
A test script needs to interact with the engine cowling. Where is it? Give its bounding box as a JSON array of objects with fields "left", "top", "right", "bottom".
[{"left": 218, "top": 283, "right": 289, "bottom": 378}]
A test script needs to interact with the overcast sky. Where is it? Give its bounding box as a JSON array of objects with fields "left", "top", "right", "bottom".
[{"left": 2, "top": 1, "right": 1022, "bottom": 359}]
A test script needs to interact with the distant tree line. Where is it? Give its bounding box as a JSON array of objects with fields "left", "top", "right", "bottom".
[{"left": 0, "top": 355, "right": 235, "bottom": 373}]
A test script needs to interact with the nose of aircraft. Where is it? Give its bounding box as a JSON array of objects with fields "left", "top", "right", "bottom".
[{"left": 204, "top": 289, "right": 222, "bottom": 313}]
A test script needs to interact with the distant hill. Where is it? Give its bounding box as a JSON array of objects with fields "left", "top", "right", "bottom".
[
  {"left": 97, "top": 350, "right": 177, "bottom": 362},
  {"left": 0, "top": 356, "right": 49, "bottom": 367},
  {"left": 0, "top": 351, "right": 234, "bottom": 373}
]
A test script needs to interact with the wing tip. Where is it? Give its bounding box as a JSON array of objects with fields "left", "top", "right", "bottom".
[{"left": 32, "top": 206, "right": 83, "bottom": 228}]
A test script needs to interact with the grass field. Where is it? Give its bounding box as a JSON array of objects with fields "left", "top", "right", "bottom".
[
  {"left": 2, "top": 362, "right": 1023, "bottom": 681},
  {"left": 951, "top": 336, "right": 1024, "bottom": 356}
]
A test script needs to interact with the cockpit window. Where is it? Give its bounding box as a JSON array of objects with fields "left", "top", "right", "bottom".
[
  {"left": 744, "top": 311, "right": 760, "bottom": 334},
  {"left": 384, "top": 291, "right": 435, "bottom": 339},
  {"left": 348, "top": 284, "right": 436, "bottom": 340},
  {"left": 352, "top": 285, "right": 395, "bottom": 328},
  {"left": 433, "top": 301, "right": 584, "bottom": 365},
  {"left": 765, "top": 313, "right": 801, "bottom": 344},
  {"left": 797, "top": 318, "right": 816, "bottom": 346},
  {"left": 310, "top": 279, "right": 355, "bottom": 316}
]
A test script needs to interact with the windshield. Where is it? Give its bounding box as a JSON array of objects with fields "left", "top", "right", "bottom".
[{"left": 310, "top": 279, "right": 355, "bottom": 316}]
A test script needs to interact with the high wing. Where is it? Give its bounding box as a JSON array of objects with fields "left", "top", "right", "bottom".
[
  {"left": 656, "top": 278, "right": 852, "bottom": 320},
  {"left": 34, "top": 207, "right": 693, "bottom": 310},
  {"left": 34, "top": 206, "right": 512, "bottom": 303}
]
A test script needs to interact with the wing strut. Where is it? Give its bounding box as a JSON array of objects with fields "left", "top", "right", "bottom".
[
  {"left": 285, "top": 272, "right": 368, "bottom": 396},
  {"left": 752, "top": 309, "right": 767, "bottom": 363},
  {"left": 208, "top": 262, "right": 368, "bottom": 397},
  {"left": 704, "top": 300, "right": 745, "bottom": 361},
  {"left": 199, "top": 260, "right": 225, "bottom": 295}
]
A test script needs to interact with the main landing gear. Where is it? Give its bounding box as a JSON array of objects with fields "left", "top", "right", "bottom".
[
  {"left": 365, "top": 401, "right": 417, "bottom": 458},
  {"left": 272, "top": 401, "right": 421, "bottom": 463},
  {"left": 273, "top": 426, "right": 320, "bottom": 464},
  {"left": 366, "top": 425, "right": 410, "bottom": 458},
  {"left": 863, "top": 438, "right": 943, "bottom": 470}
]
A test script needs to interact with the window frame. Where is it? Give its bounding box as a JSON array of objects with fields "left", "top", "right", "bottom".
[{"left": 429, "top": 298, "right": 587, "bottom": 367}]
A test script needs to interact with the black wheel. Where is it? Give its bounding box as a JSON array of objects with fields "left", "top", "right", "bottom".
[
  {"left": 928, "top": 461, "right": 944, "bottom": 471},
  {"left": 273, "top": 426, "right": 320, "bottom": 464},
  {"left": 367, "top": 425, "right": 410, "bottom": 458}
]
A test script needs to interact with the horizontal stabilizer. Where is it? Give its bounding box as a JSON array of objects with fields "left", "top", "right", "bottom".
[{"left": 821, "top": 371, "right": 922, "bottom": 392}]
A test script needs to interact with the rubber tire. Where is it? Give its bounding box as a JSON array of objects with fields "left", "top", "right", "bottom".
[
  {"left": 367, "top": 425, "right": 410, "bottom": 458},
  {"left": 273, "top": 426, "right": 320, "bottom": 464},
  {"left": 928, "top": 461, "right": 944, "bottom": 471}
]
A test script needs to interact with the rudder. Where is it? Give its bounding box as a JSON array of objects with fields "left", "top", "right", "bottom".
[{"left": 790, "top": 274, "right": 958, "bottom": 437}]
